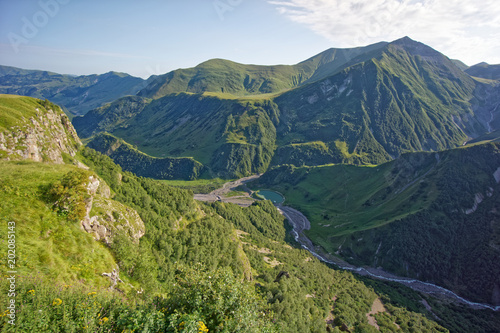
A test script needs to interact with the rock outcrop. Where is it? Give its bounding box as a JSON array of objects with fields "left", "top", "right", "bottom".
[
  {"left": 0, "top": 106, "right": 81, "bottom": 163},
  {"left": 81, "top": 175, "right": 145, "bottom": 244}
]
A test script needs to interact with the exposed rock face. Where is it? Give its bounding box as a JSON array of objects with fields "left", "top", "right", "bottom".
[
  {"left": 494, "top": 167, "right": 500, "bottom": 184},
  {"left": 465, "top": 193, "right": 485, "bottom": 215},
  {"left": 81, "top": 175, "right": 145, "bottom": 244},
  {"left": 0, "top": 107, "right": 81, "bottom": 163}
]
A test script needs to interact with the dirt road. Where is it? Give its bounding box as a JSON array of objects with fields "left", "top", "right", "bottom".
[{"left": 193, "top": 174, "right": 261, "bottom": 207}]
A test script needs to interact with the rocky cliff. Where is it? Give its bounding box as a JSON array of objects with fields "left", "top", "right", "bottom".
[
  {"left": 0, "top": 95, "right": 81, "bottom": 163},
  {"left": 0, "top": 94, "right": 145, "bottom": 245}
]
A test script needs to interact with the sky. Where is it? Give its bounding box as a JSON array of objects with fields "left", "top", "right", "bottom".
[{"left": 1, "top": 0, "right": 499, "bottom": 78}]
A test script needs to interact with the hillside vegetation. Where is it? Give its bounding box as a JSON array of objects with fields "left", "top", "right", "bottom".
[{"left": 87, "top": 133, "right": 205, "bottom": 180}]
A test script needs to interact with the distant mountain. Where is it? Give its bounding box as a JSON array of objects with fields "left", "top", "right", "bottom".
[
  {"left": 466, "top": 62, "right": 500, "bottom": 81},
  {"left": 272, "top": 37, "right": 482, "bottom": 165},
  {"left": 138, "top": 42, "right": 388, "bottom": 99},
  {"left": 74, "top": 37, "right": 500, "bottom": 178},
  {"left": 0, "top": 65, "right": 151, "bottom": 115}
]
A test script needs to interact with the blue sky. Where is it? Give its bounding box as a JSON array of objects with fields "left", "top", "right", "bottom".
[{"left": 1, "top": 0, "right": 499, "bottom": 78}]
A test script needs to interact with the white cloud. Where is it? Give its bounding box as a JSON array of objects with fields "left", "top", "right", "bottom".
[{"left": 269, "top": 0, "right": 500, "bottom": 65}]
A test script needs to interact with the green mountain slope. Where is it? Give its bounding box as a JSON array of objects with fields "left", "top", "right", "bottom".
[
  {"left": 272, "top": 37, "right": 481, "bottom": 166},
  {"left": 255, "top": 142, "right": 500, "bottom": 305},
  {"left": 71, "top": 95, "right": 151, "bottom": 138},
  {"left": 0, "top": 65, "right": 150, "bottom": 115},
  {"left": 74, "top": 37, "right": 499, "bottom": 178},
  {"left": 87, "top": 133, "right": 205, "bottom": 180},
  {"left": 78, "top": 93, "right": 279, "bottom": 178},
  {"left": 137, "top": 42, "right": 388, "bottom": 99}
]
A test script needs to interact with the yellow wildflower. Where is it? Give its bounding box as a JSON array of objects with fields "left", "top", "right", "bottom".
[
  {"left": 27, "top": 289, "right": 35, "bottom": 294},
  {"left": 99, "top": 317, "right": 109, "bottom": 325},
  {"left": 198, "top": 321, "right": 209, "bottom": 333},
  {"left": 87, "top": 292, "right": 96, "bottom": 296},
  {"left": 52, "top": 298, "right": 62, "bottom": 306}
]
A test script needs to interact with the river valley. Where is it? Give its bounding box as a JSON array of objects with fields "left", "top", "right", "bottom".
[{"left": 195, "top": 176, "right": 500, "bottom": 312}]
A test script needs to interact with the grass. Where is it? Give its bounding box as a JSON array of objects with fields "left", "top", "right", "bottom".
[
  {"left": 226, "top": 191, "right": 248, "bottom": 197},
  {"left": 0, "top": 94, "right": 40, "bottom": 131},
  {"left": 0, "top": 160, "right": 117, "bottom": 289}
]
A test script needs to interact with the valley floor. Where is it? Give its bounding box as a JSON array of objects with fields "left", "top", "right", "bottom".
[{"left": 193, "top": 174, "right": 261, "bottom": 206}]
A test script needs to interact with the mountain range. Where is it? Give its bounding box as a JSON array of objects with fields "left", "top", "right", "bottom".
[
  {"left": 68, "top": 37, "right": 499, "bottom": 179},
  {"left": 3, "top": 37, "right": 499, "bottom": 179},
  {"left": 0, "top": 65, "right": 151, "bottom": 116}
]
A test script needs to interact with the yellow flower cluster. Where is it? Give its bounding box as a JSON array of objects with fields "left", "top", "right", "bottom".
[
  {"left": 198, "top": 321, "right": 209, "bottom": 333},
  {"left": 52, "top": 298, "right": 62, "bottom": 306},
  {"left": 99, "top": 317, "right": 109, "bottom": 325},
  {"left": 27, "top": 289, "right": 35, "bottom": 294},
  {"left": 0, "top": 310, "right": 10, "bottom": 317}
]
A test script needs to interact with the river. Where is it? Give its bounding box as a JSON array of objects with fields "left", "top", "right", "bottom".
[{"left": 278, "top": 205, "right": 500, "bottom": 312}]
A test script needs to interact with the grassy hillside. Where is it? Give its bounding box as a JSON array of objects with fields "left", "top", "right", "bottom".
[
  {"left": 0, "top": 94, "right": 41, "bottom": 131},
  {"left": 255, "top": 142, "right": 500, "bottom": 305},
  {"left": 0, "top": 161, "right": 117, "bottom": 288}
]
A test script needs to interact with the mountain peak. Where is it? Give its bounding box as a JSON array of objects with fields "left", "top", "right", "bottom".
[
  {"left": 392, "top": 36, "right": 415, "bottom": 44},
  {"left": 388, "top": 36, "right": 445, "bottom": 61}
]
